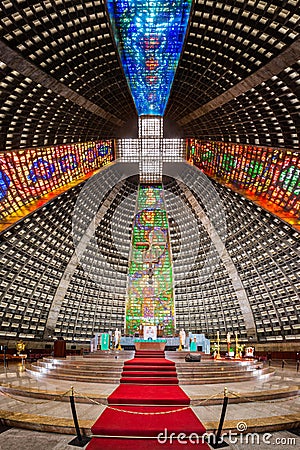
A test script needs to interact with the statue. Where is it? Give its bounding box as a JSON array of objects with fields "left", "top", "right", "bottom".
[
  {"left": 235, "top": 331, "right": 240, "bottom": 359},
  {"left": 16, "top": 340, "right": 26, "bottom": 355},
  {"left": 114, "top": 328, "right": 121, "bottom": 350},
  {"left": 227, "top": 332, "right": 231, "bottom": 356},
  {"left": 179, "top": 328, "right": 186, "bottom": 348}
]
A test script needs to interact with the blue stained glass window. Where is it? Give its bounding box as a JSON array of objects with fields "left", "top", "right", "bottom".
[{"left": 106, "top": 0, "right": 192, "bottom": 116}]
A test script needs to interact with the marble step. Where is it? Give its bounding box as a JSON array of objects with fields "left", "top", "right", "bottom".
[
  {"left": 41, "top": 360, "right": 125, "bottom": 369},
  {"left": 26, "top": 367, "right": 121, "bottom": 384},
  {"left": 38, "top": 361, "right": 124, "bottom": 371},
  {"left": 32, "top": 366, "right": 122, "bottom": 377}
]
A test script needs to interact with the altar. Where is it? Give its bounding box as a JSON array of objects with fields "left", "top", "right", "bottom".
[
  {"left": 134, "top": 339, "right": 167, "bottom": 351},
  {"left": 133, "top": 325, "right": 166, "bottom": 350}
]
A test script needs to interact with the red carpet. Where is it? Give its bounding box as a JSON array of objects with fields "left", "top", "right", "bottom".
[
  {"left": 91, "top": 405, "right": 206, "bottom": 437},
  {"left": 134, "top": 350, "right": 165, "bottom": 355},
  {"left": 108, "top": 384, "right": 190, "bottom": 405},
  {"left": 86, "top": 351, "right": 210, "bottom": 449},
  {"left": 120, "top": 351, "right": 178, "bottom": 385},
  {"left": 121, "top": 364, "right": 175, "bottom": 371},
  {"left": 87, "top": 437, "right": 210, "bottom": 450},
  {"left": 122, "top": 371, "right": 177, "bottom": 376},
  {"left": 125, "top": 357, "right": 175, "bottom": 365},
  {"left": 121, "top": 376, "right": 178, "bottom": 384}
]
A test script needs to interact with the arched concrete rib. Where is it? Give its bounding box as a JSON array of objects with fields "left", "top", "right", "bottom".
[
  {"left": 178, "top": 180, "right": 257, "bottom": 340},
  {"left": 161, "top": 159, "right": 258, "bottom": 341},
  {"left": 0, "top": 40, "right": 124, "bottom": 126},
  {"left": 44, "top": 180, "right": 125, "bottom": 339},
  {"left": 44, "top": 162, "right": 139, "bottom": 339},
  {"left": 178, "top": 38, "right": 300, "bottom": 126}
]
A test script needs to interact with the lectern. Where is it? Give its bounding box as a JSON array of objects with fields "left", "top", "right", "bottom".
[{"left": 54, "top": 339, "right": 66, "bottom": 358}]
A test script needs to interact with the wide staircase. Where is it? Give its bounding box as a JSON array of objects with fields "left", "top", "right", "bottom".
[
  {"left": 27, "top": 350, "right": 274, "bottom": 385},
  {"left": 86, "top": 350, "right": 210, "bottom": 450},
  {"left": 166, "top": 351, "right": 274, "bottom": 384},
  {"left": 1, "top": 350, "right": 295, "bottom": 438},
  {"left": 27, "top": 351, "right": 134, "bottom": 384}
]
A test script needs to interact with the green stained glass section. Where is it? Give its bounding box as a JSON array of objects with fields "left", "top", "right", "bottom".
[
  {"left": 247, "top": 161, "right": 264, "bottom": 178},
  {"left": 279, "top": 165, "right": 300, "bottom": 195},
  {"left": 126, "top": 184, "right": 175, "bottom": 335}
]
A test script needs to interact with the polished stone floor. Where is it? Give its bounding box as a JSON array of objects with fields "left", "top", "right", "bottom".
[
  {"left": 1, "top": 361, "right": 299, "bottom": 397},
  {"left": 0, "top": 363, "right": 299, "bottom": 425},
  {"left": 0, "top": 360, "right": 299, "bottom": 439},
  {"left": 0, "top": 428, "right": 84, "bottom": 449},
  {"left": 0, "top": 428, "right": 298, "bottom": 449}
]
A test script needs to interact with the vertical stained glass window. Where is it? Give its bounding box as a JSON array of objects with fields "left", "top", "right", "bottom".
[
  {"left": 106, "top": 0, "right": 192, "bottom": 116},
  {"left": 126, "top": 184, "right": 175, "bottom": 335}
]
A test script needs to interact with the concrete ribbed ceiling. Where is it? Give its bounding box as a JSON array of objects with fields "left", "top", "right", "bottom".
[{"left": 0, "top": 0, "right": 299, "bottom": 150}]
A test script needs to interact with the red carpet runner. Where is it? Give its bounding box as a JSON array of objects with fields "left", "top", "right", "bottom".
[{"left": 86, "top": 351, "right": 210, "bottom": 449}]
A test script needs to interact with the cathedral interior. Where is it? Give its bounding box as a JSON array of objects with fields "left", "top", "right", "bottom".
[{"left": 0, "top": 1, "right": 299, "bottom": 448}]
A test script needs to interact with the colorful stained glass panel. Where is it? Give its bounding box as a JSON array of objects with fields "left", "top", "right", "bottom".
[
  {"left": 126, "top": 184, "right": 175, "bottom": 335},
  {"left": 0, "top": 141, "right": 113, "bottom": 220},
  {"left": 187, "top": 139, "right": 300, "bottom": 225},
  {"left": 106, "top": 0, "right": 192, "bottom": 116}
]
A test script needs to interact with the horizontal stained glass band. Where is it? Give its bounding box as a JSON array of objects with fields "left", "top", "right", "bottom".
[
  {"left": 187, "top": 139, "right": 300, "bottom": 224},
  {"left": 0, "top": 141, "right": 113, "bottom": 220}
]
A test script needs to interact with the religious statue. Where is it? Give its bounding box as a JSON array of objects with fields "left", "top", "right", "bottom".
[
  {"left": 16, "top": 340, "right": 26, "bottom": 355},
  {"left": 114, "top": 328, "right": 121, "bottom": 349},
  {"left": 157, "top": 323, "right": 163, "bottom": 337},
  {"left": 179, "top": 328, "right": 186, "bottom": 348},
  {"left": 190, "top": 336, "right": 197, "bottom": 352},
  {"left": 227, "top": 332, "right": 231, "bottom": 355}
]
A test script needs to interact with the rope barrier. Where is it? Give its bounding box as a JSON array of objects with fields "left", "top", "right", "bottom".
[
  {"left": 72, "top": 389, "right": 103, "bottom": 406},
  {"left": 279, "top": 360, "right": 300, "bottom": 369},
  {"left": 0, "top": 385, "right": 298, "bottom": 408},
  {"left": 0, "top": 387, "right": 72, "bottom": 405},
  {"left": 106, "top": 406, "right": 190, "bottom": 415},
  {"left": 228, "top": 390, "right": 300, "bottom": 404},
  {"left": 72, "top": 388, "right": 226, "bottom": 411},
  {"left": 190, "top": 391, "right": 226, "bottom": 406}
]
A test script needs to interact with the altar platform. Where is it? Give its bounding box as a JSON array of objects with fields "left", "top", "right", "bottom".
[
  {"left": 0, "top": 357, "right": 299, "bottom": 437},
  {"left": 134, "top": 339, "right": 167, "bottom": 351},
  {"left": 119, "top": 333, "right": 211, "bottom": 353}
]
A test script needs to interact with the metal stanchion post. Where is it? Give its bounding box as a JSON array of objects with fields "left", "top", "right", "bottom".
[
  {"left": 208, "top": 388, "right": 229, "bottom": 448},
  {"left": 68, "top": 387, "right": 91, "bottom": 447},
  {"left": 282, "top": 360, "right": 285, "bottom": 369},
  {"left": 296, "top": 361, "right": 299, "bottom": 373},
  {"left": 3, "top": 346, "right": 7, "bottom": 369}
]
